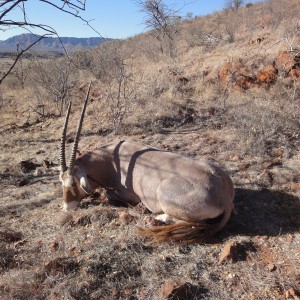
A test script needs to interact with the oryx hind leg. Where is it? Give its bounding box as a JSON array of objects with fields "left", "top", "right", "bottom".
[
  {"left": 157, "top": 176, "right": 223, "bottom": 222},
  {"left": 154, "top": 213, "right": 179, "bottom": 224}
]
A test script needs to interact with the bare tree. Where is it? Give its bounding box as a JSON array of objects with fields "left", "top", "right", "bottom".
[
  {"left": 14, "top": 51, "right": 34, "bottom": 89},
  {"left": 225, "top": 0, "right": 244, "bottom": 10},
  {"left": 136, "top": 0, "right": 181, "bottom": 57},
  {"left": 86, "top": 41, "right": 137, "bottom": 132},
  {"left": 0, "top": 0, "right": 97, "bottom": 85},
  {"left": 215, "top": 10, "right": 240, "bottom": 43},
  {"left": 28, "top": 57, "right": 78, "bottom": 117}
]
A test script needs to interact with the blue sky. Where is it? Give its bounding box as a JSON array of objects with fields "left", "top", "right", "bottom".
[{"left": 1, "top": 1, "right": 254, "bottom": 40}]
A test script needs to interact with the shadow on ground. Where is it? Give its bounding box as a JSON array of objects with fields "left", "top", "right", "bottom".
[{"left": 221, "top": 187, "right": 300, "bottom": 239}]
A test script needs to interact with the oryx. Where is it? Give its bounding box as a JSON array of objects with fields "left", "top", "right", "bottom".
[{"left": 59, "top": 83, "right": 234, "bottom": 243}]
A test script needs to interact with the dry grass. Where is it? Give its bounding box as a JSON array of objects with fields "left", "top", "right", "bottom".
[{"left": 0, "top": 0, "right": 300, "bottom": 299}]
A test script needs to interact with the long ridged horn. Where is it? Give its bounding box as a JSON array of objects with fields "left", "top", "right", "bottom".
[
  {"left": 67, "top": 82, "right": 92, "bottom": 176},
  {"left": 60, "top": 101, "right": 72, "bottom": 173}
]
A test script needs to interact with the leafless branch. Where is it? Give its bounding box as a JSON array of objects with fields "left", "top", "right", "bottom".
[
  {"left": 0, "top": 0, "right": 104, "bottom": 84},
  {"left": 135, "top": 0, "right": 183, "bottom": 57},
  {"left": 0, "top": 34, "right": 48, "bottom": 85}
]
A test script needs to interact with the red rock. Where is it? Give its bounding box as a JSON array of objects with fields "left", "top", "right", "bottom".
[
  {"left": 256, "top": 65, "right": 278, "bottom": 84},
  {"left": 276, "top": 51, "right": 300, "bottom": 74},
  {"left": 219, "top": 60, "right": 254, "bottom": 90}
]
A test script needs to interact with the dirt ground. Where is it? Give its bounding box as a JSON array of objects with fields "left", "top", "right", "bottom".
[{"left": 0, "top": 99, "right": 299, "bottom": 299}]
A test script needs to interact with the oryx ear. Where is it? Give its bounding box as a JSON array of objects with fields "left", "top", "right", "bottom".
[
  {"left": 74, "top": 166, "right": 92, "bottom": 194},
  {"left": 79, "top": 174, "right": 92, "bottom": 194}
]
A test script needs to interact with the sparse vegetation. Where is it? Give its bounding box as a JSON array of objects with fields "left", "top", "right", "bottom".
[
  {"left": 225, "top": 0, "right": 244, "bottom": 11},
  {"left": 136, "top": 0, "right": 181, "bottom": 57},
  {"left": 28, "top": 56, "right": 79, "bottom": 117},
  {"left": 0, "top": 0, "right": 299, "bottom": 299},
  {"left": 0, "top": 0, "right": 93, "bottom": 85}
]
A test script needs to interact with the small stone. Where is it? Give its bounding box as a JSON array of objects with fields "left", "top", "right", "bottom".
[
  {"left": 290, "top": 182, "right": 300, "bottom": 192},
  {"left": 239, "top": 163, "right": 251, "bottom": 170},
  {"left": 34, "top": 168, "right": 43, "bottom": 176},
  {"left": 262, "top": 159, "right": 281, "bottom": 169},
  {"left": 219, "top": 241, "right": 235, "bottom": 263},
  {"left": 273, "top": 148, "right": 284, "bottom": 158},
  {"left": 288, "top": 288, "right": 296, "bottom": 296},
  {"left": 285, "top": 287, "right": 300, "bottom": 300},
  {"left": 266, "top": 263, "right": 276, "bottom": 272},
  {"left": 117, "top": 210, "right": 135, "bottom": 225}
]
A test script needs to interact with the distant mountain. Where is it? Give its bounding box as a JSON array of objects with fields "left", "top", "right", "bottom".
[{"left": 0, "top": 33, "right": 110, "bottom": 52}]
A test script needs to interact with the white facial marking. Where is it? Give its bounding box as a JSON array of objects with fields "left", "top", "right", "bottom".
[
  {"left": 60, "top": 173, "right": 74, "bottom": 188},
  {"left": 63, "top": 201, "right": 79, "bottom": 211},
  {"left": 65, "top": 175, "right": 74, "bottom": 187}
]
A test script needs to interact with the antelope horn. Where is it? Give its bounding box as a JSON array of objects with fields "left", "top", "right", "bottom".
[
  {"left": 67, "top": 82, "right": 92, "bottom": 176},
  {"left": 60, "top": 101, "right": 72, "bottom": 173}
]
